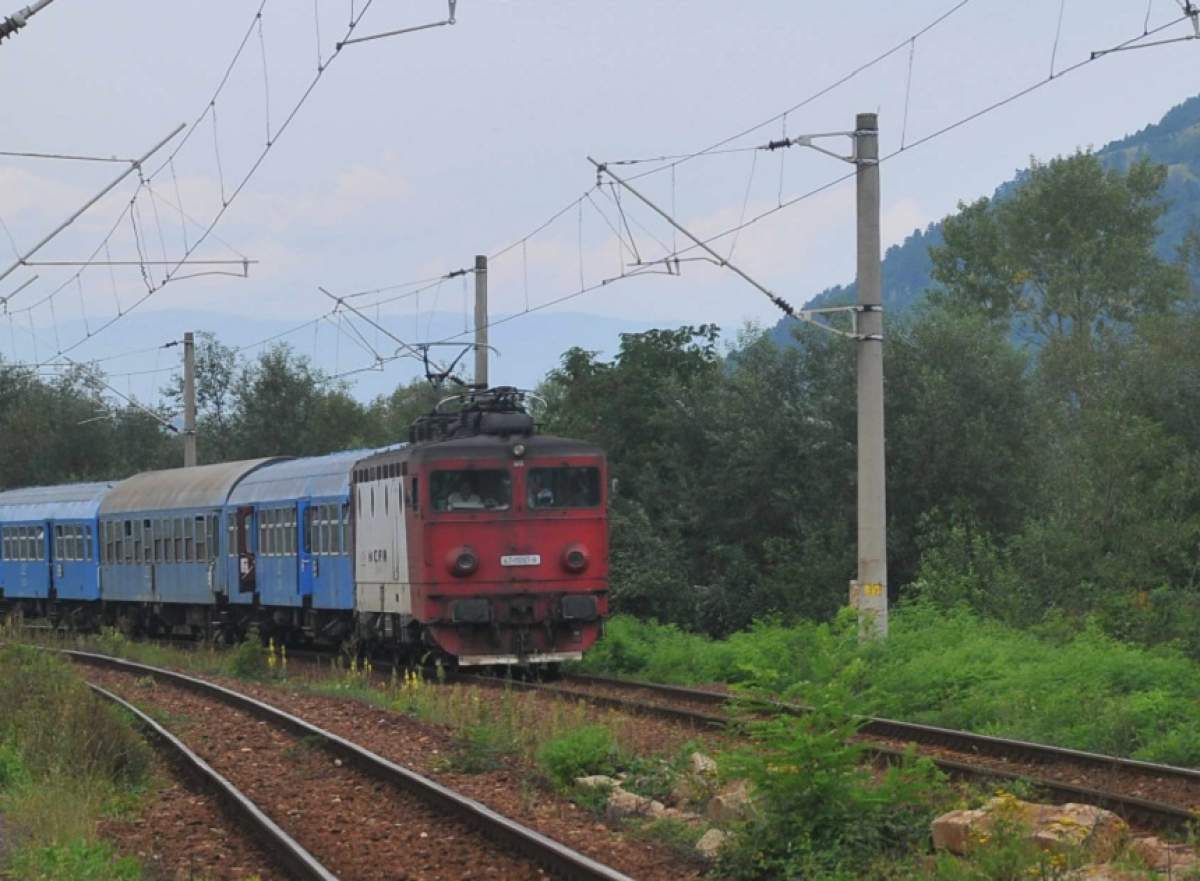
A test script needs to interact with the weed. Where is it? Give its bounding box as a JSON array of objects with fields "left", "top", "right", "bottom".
[
  {"left": 621, "top": 754, "right": 680, "bottom": 803},
  {"left": 442, "top": 723, "right": 518, "bottom": 774},
  {"left": 537, "top": 725, "right": 619, "bottom": 788},
  {"left": 565, "top": 780, "right": 612, "bottom": 817},
  {"left": 7, "top": 839, "right": 143, "bottom": 881},
  {"left": 579, "top": 607, "right": 1200, "bottom": 766},
  {"left": 0, "top": 645, "right": 153, "bottom": 879},
  {"left": 716, "top": 675, "right": 950, "bottom": 880},
  {"left": 0, "top": 741, "right": 28, "bottom": 791},
  {"left": 281, "top": 734, "right": 325, "bottom": 762},
  {"left": 228, "top": 630, "right": 268, "bottom": 680},
  {"left": 94, "top": 628, "right": 130, "bottom": 659},
  {"left": 627, "top": 817, "right": 704, "bottom": 860},
  {"left": 0, "top": 646, "right": 150, "bottom": 786},
  {"left": 930, "top": 793, "right": 1081, "bottom": 881}
]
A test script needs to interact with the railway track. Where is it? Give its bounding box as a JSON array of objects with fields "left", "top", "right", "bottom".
[
  {"left": 41, "top": 639, "right": 1200, "bottom": 838},
  {"left": 65, "top": 649, "right": 636, "bottom": 881},
  {"left": 447, "top": 671, "right": 1200, "bottom": 833},
  {"left": 89, "top": 683, "right": 339, "bottom": 881}
]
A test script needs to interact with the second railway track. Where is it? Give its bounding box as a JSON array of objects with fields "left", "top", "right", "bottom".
[{"left": 448, "top": 670, "right": 1200, "bottom": 833}]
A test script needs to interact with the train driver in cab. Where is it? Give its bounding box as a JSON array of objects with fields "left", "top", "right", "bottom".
[{"left": 448, "top": 478, "right": 484, "bottom": 510}]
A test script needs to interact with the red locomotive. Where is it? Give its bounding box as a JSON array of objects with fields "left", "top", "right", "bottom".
[{"left": 351, "top": 388, "right": 608, "bottom": 666}]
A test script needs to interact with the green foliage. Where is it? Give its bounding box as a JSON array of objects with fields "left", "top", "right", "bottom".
[
  {"left": 0, "top": 741, "right": 28, "bottom": 791},
  {"left": 581, "top": 608, "right": 1200, "bottom": 766},
  {"left": 929, "top": 794, "right": 1079, "bottom": 881},
  {"left": 932, "top": 152, "right": 1187, "bottom": 343},
  {"left": 0, "top": 360, "right": 177, "bottom": 487},
  {"left": 442, "top": 723, "right": 518, "bottom": 774},
  {"left": 717, "top": 679, "right": 947, "bottom": 880},
  {"left": 0, "top": 645, "right": 150, "bottom": 786},
  {"left": 620, "top": 745, "right": 701, "bottom": 802},
  {"left": 0, "top": 646, "right": 152, "bottom": 878},
  {"left": 626, "top": 817, "right": 705, "bottom": 860},
  {"left": 228, "top": 630, "right": 268, "bottom": 680},
  {"left": 536, "top": 725, "right": 618, "bottom": 788},
  {"left": 7, "top": 840, "right": 143, "bottom": 881},
  {"left": 564, "top": 779, "right": 612, "bottom": 817}
]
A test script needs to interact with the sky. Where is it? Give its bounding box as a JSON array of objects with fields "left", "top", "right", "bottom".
[{"left": 2, "top": 0, "right": 1198, "bottom": 401}]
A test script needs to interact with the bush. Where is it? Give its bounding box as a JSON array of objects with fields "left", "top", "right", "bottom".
[
  {"left": 580, "top": 605, "right": 1200, "bottom": 765},
  {"left": 717, "top": 675, "right": 947, "bottom": 880},
  {"left": 228, "top": 630, "right": 268, "bottom": 680},
  {"left": 0, "top": 645, "right": 150, "bottom": 786},
  {"left": 0, "top": 645, "right": 152, "bottom": 878},
  {"left": 536, "top": 725, "right": 618, "bottom": 788}
]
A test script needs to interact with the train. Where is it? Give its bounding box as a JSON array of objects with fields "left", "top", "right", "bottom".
[{"left": 0, "top": 387, "right": 609, "bottom": 666}]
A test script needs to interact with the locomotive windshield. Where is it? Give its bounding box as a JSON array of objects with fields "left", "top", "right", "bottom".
[
  {"left": 528, "top": 467, "right": 601, "bottom": 509},
  {"left": 431, "top": 469, "right": 512, "bottom": 512}
]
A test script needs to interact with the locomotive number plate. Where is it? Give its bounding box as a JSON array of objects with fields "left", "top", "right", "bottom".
[{"left": 501, "top": 554, "right": 541, "bottom": 567}]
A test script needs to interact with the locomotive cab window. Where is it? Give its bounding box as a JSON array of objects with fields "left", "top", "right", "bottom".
[
  {"left": 528, "top": 467, "right": 602, "bottom": 509},
  {"left": 431, "top": 470, "right": 511, "bottom": 512}
]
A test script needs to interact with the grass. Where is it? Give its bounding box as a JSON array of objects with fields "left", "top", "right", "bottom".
[
  {"left": 537, "top": 725, "right": 618, "bottom": 788},
  {"left": 576, "top": 604, "right": 1200, "bottom": 766},
  {"left": 10, "top": 623, "right": 291, "bottom": 687},
  {"left": 0, "top": 643, "right": 153, "bottom": 881},
  {"left": 6, "top": 840, "right": 143, "bottom": 881}
]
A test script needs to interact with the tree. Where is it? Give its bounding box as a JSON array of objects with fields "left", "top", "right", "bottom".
[
  {"left": 163, "top": 332, "right": 241, "bottom": 463},
  {"left": 884, "top": 306, "right": 1041, "bottom": 588},
  {"left": 931, "top": 152, "right": 1189, "bottom": 404},
  {"left": 0, "top": 359, "right": 174, "bottom": 488},
  {"left": 365, "top": 378, "right": 442, "bottom": 445},
  {"left": 229, "top": 344, "right": 372, "bottom": 459}
]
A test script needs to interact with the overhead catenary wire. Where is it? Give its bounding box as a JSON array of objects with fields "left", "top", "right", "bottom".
[
  {"left": 12, "top": 3, "right": 1195, "bottom": 401},
  {"left": 617, "top": 10, "right": 1200, "bottom": 281},
  {"left": 441, "top": 10, "right": 1199, "bottom": 352},
  {"left": 1050, "top": 0, "right": 1068, "bottom": 76},
  {"left": 614, "top": 0, "right": 975, "bottom": 182},
  {"left": 7, "top": 0, "right": 458, "bottom": 373},
  {"left": 0, "top": 123, "right": 185, "bottom": 289},
  {"left": 14, "top": 0, "right": 438, "bottom": 369},
  {"left": 0, "top": 149, "right": 137, "bottom": 164}
]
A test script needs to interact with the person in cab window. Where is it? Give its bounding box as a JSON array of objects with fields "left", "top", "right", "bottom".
[
  {"left": 568, "top": 472, "right": 592, "bottom": 506},
  {"left": 529, "top": 473, "right": 554, "bottom": 508},
  {"left": 448, "top": 479, "right": 484, "bottom": 510}
]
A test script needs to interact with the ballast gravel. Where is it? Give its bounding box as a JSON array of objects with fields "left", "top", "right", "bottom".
[{"left": 88, "top": 669, "right": 561, "bottom": 881}]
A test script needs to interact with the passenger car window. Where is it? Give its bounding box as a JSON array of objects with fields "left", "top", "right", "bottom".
[
  {"left": 431, "top": 470, "right": 511, "bottom": 512},
  {"left": 528, "top": 467, "right": 602, "bottom": 509}
]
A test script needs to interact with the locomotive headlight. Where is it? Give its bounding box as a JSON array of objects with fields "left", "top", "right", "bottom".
[
  {"left": 562, "top": 543, "right": 589, "bottom": 573},
  {"left": 512, "top": 442, "right": 526, "bottom": 458},
  {"left": 447, "top": 546, "right": 479, "bottom": 577}
]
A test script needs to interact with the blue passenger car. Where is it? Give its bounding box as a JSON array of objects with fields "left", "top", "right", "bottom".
[
  {"left": 98, "top": 460, "right": 280, "bottom": 609},
  {"left": 225, "top": 450, "right": 371, "bottom": 612},
  {"left": 0, "top": 483, "right": 111, "bottom": 604}
]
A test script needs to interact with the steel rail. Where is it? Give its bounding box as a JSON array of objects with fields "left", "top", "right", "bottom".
[
  {"left": 65, "top": 650, "right": 635, "bottom": 881},
  {"left": 87, "top": 683, "right": 340, "bottom": 881},
  {"left": 456, "top": 672, "right": 1200, "bottom": 832},
  {"left": 565, "top": 673, "right": 1200, "bottom": 785}
]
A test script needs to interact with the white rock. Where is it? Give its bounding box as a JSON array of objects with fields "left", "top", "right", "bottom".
[
  {"left": 689, "top": 751, "right": 718, "bottom": 776},
  {"left": 930, "top": 797, "right": 1128, "bottom": 862},
  {"left": 695, "top": 828, "right": 730, "bottom": 860},
  {"left": 574, "top": 775, "right": 619, "bottom": 789},
  {"left": 605, "top": 789, "right": 656, "bottom": 822},
  {"left": 705, "top": 779, "right": 753, "bottom": 824},
  {"left": 1127, "top": 835, "right": 1199, "bottom": 874}
]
